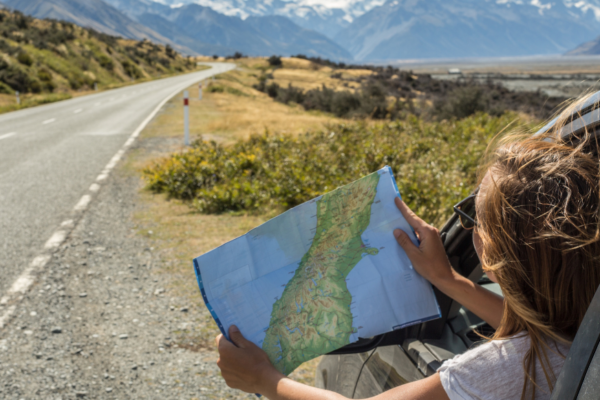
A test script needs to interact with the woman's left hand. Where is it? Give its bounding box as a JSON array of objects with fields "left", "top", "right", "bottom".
[{"left": 216, "top": 325, "right": 283, "bottom": 394}]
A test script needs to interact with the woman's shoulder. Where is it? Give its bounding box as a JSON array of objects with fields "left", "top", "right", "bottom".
[
  {"left": 443, "top": 333, "right": 569, "bottom": 364},
  {"left": 438, "top": 334, "right": 570, "bottom": 400},
  {"left": 440, "top": 334, "right": 530, "bottom": 370}
]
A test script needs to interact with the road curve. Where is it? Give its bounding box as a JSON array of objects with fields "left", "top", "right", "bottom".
[{"left": 0, "top": 63, "right": 235, "bottom": 295}]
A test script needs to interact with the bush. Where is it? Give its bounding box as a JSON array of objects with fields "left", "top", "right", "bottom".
[
  {"left": 256, "top": 81, "right": 391, "bottom": 119},
  {"left": 0, "top": 81, "right": 13, "bottom": 94},
  {"left": 268, "top": 55, "right": 282, "bottom": 67},
  {"left": 96, "top": 53, "right": 114, "bottom": 70},
  {"left": 144, "top": 112, "right": 519, "bottom": 225},
  {"left": 0, "top": 64, "right": 33, "bottom": 92},
  {"left": 17, "top": 51, "right": 33, "bottom": 66},
  {"left": 121, "top": 59, "right": 143, "bottom": 79},
  {"left": 165, "top": 44, "right": 176, "bottom": 59},
  {"left": 434, "top": 86, "right": 488, "bottom": 120},
  {"left": 37, "top": 68, "right": 52, "bottom": 82}
]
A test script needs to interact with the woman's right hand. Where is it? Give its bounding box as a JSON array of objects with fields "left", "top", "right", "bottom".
[{"left": 393, "top": 197, "right": 455, "bottom": 288}]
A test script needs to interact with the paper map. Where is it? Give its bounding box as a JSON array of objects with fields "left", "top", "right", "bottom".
[{"left": 193, "top": 166, "right": 441, "bottom": 374}]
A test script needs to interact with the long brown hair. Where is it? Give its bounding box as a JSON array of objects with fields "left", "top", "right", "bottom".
[{"left": 477, "top": 94, "right": 600, "bottom": 399}]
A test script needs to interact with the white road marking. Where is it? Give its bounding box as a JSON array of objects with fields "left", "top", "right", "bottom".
[
  {"left": 74, "top": 109, "right": 83, "bottom": 114},
  {"left": 0, "top": 66, "right": 226, "bottom": 331},
  {"left": 60, "top": 219, "right": 74, "bottom": 228},
  {"left": 73, "top": 195, "right": 92, "bottom": 212},
  {"left": 44, "top": 230, "right": 67, "bottom": 250},
  {"left": 43, "top": 118, "right": 56, "bottom": 125},
  {"left": 0, "top": 132, "right": 16, "bottom": 141}
]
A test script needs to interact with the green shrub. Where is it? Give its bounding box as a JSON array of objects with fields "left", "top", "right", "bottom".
[
  {"left": 17, "top": 51, "right": 33, "bottom": 66},
  {"left": 257, "top": 81, "right": 392, "bottom": 119},
  {"left": 121, "top": 59, "right": 143, "bottom": 79},
  {"left": 144, "top": 113, "right": 520, "bottom": 226},
  {"left": 37, "top": 68, "right": 52, "bottom": 82},
  {"left": 0, "top": 81, "right": 13, "bottom": 94},
  {"left": 0, "top": 64, "right": 32, "bottom": 92},
  {"left": 96, "top": 53, "right": 114, "bottom": 70}
]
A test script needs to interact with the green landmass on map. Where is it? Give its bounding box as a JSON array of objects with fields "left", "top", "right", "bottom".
[{"left": 261, "top": 172, "right": 381, "bottom": 374}]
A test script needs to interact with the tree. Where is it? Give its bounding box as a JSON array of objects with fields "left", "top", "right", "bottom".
[{"left": 268, "top": 55, "right": 282, "bottom": 67}]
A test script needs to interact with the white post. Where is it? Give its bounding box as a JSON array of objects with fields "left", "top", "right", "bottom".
[
  {"left": 184, "top": 90, "right": 190, "bottom": 146},
  {"left": 199, "top": 81, "right": 203, "bottom": 100},
  {"left": 94, "top": 82, "right": 98, "bottom": 91},
  {"left": 15, "top": 91, "right": 20, "bottom": 105}
]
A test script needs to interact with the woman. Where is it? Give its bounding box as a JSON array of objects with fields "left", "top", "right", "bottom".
[{"left": 215, "top": 93, "right": 600, "bottom": 400}]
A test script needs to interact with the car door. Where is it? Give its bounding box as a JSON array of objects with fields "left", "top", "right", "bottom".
[{"left": 550, "top": 284, "right": 600, "bottom": 400}]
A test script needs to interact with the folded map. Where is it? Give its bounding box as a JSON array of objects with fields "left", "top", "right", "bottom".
[{"left": 193, "top": 166, "right": 441, "bottom": 375}]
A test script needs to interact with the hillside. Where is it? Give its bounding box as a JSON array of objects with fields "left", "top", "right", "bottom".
[
  {"left": 335, "top": 0, "right": 600, "bottom": 61},
  {"left": 0, "top": 9, "right": 198, "bottom": 97},
  {"left": 0, "top": 0, "right": 197, "bottom": 53}
]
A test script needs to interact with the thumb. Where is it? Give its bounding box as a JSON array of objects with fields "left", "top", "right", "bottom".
[
  {"left": 228, "top": 325, "right": 250, "bottom": 349},
  {"left": 394, "top": 229, "right": 419, "bottom": 257}
]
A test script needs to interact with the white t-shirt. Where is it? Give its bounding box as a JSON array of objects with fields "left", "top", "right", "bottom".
[{"left": 438, "top": 334, "right": 571, "bottom": 400}]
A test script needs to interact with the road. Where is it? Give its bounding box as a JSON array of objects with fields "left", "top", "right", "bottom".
[{"left": 0, "top": 63, "right": 235, "bottom": 297}]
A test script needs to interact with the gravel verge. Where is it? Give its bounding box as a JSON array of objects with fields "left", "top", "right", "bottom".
[{"left": 0, "top": 137, "right": 253, "bottom": 400}]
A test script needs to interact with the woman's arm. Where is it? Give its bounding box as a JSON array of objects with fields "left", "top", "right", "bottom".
[
  {"left": 393, "top": 198, "right": 504, "bottom": 329},
  {"left": 216, "top": 326, "right": 449, "bottom": 400}
]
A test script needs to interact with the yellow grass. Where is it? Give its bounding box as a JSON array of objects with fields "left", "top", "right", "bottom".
[{"left": 143, "top": 65, "right": 344, "bottom": 143}]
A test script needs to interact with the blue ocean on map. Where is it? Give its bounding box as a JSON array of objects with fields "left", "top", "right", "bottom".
[{"left": 194, "top": 166, "right": 441, "bottom": 357}]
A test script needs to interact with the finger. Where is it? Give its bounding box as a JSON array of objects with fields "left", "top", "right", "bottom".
[
  {"left": 215, "top": 334, "right": 222, "bottom": 348},
  {"left": 395, "top": 198, "right": 428, "bottom": 232},
  {"left": 394, "top": 229, "right": 419, "bottom": 257},
  {"left": 228, "top": 325, "right": 250, "bottom": 349}
]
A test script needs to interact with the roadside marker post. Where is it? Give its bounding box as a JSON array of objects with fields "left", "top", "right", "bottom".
[
  {"left": 94, "top": 82, "right": 98, "bottom": 91},
  {"left": 184, "top": 90, "right": 190, "bottom": 146},
  {"left": 15, "top": 91, "right": 20, "bottom": 105},
  {"left": 199, "top": 81, "right": 203, "bottom": 100}
]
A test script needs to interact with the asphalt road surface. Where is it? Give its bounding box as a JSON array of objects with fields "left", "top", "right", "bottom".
[{"left": 0, "top": 63, "right": 234, "bottom": 297}]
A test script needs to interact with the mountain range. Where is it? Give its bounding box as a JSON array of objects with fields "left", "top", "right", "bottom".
[
  {"left": 335, "top": 0, "right": 600, "bottom": 61},
  {"left": 0, "top": 0, "right": 352, "bottom": 59},
  {"left": 2, "top": 0, "right": 600, "bottom": 60},
  {"left": 146, "top": 0, "right": 387, "bottom": 39}
]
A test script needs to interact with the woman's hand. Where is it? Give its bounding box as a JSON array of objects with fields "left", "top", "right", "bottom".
[
  {"left": 393, "top": 197, "right": 454, "bottom": 287},
  {"left": 216, "top": 325, "right": 284, "bottom": 394},
  {"left": 393, "top": 198, "right": 505, "bottom": 329}
]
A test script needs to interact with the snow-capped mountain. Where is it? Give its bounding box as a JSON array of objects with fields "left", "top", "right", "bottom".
[
  {"left": 335, "top": 0, "right": 600, "bottom": 60},
  {"left": 139, "top": 0, "right": 386, "bottom": 38}
]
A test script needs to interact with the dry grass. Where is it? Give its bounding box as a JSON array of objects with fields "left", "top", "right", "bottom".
[{"left": 143, "top": 64, "right": 344, "bottom": 143}]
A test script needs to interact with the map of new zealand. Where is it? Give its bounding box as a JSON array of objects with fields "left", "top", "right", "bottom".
[{"left": 194, "top": 167, "right": 441, "bottom": 375}]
